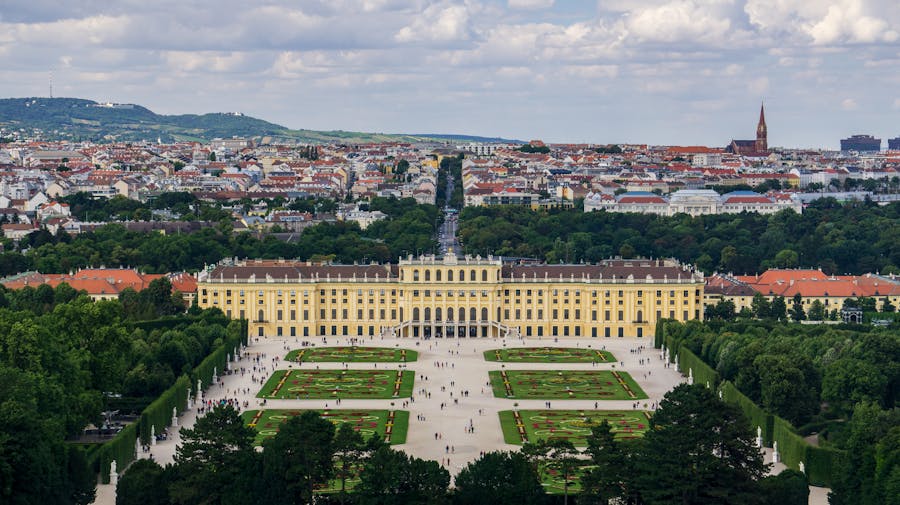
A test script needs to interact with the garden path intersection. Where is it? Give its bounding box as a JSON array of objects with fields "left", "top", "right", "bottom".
[{"left": 91, "top": 335, "right": 823, "bottom": 504}]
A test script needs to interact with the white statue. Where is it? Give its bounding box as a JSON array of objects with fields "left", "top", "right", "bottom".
[
  {"left": 151, "top": 425, "right": 156, "bottom": 446},
  {"left": 172, "top": 407, "right": 178, "bottom": 427},
  {"left": 187, "top": 387, "right": 192, "bottom": 409},
  {"left": 110, "top": 460, "right": 118, "bottom": 486},
  {"left": 772, "top": 441, "right": 779, "bottom": 463},
  {"left": 756, "top": 426, "right": 763, "bottom": 448},
  {"left": 799, "top": 461, "right": 805, "bottom": 474},
  {"left": 674, "top": 355, "right": 680, "bottom": 372},
  {"left": 688, "top": 368, "right": 694, "bottom": 385},
  {"left": 197, "top": 379, "right": 203, "bottom": 403}
]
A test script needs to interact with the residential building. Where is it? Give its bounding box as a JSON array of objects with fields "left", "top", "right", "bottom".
[{"left": 841, "top": 135, "right": 882, "bottom": 152}]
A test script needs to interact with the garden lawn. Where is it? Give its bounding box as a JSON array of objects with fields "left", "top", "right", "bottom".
[
  {"left": 257, "top": 369, "right": 415, "bottom": 399},
  {"left": 489, "top": 370, "right": 648, "bottom": 400},
  {"left": 285, "top": 346, "right": 418, "bottom": 363},
  {"left": 484, "top": 347, "right": 615, "bottom": 363},
  {"left": 499, "top": 409, "right": 651, "bottom": 446},
  {"left": 242, "top": 409, "right": 409, "bottom": 445}
]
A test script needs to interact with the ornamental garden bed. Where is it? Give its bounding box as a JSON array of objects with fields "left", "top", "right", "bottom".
[
  {"left": 484, "top": 347, "right": 615, "bottom": 363},
  {"left": 499, "top": 409, "right": 651, "bottom": 446},
  {"left": 257, "top": 369, "right": 415, "bottom": 399},
  {"left": 489, "top": 370, "right": 648, "bottom": 400},
  {"left": 285, "top": 346, "right": 418, "bottom": 363},
  {"left": 242, "top": 409, "right": 409, "bottom": 445}
]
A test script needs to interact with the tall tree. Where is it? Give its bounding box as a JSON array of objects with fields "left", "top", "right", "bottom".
[
  {"left": 632, "top": 384, "right": 769, "bottom": 505},
  {"left": 262, "top": 410, "right": 335, "bottom": 505},
  {"left": 333, "top": 422, "right": 366, "bottom": 505},
  {"left": 580, "top": 420, "right": 630, "bottom": 504},
  {"left": 790, "top": 294, "right": 806, "bottom": 322},
  {"left": 355, "top": 446, "right": 450, "bottom": 505},
  {"left": 170, "top": 404, "right": 258, "bottom": 505},
  {"left": 544, "top": 439, "right": 580, "bottom": 505},
  {"left": 453, "top": 451, "right": 547, "bottom": 505}
]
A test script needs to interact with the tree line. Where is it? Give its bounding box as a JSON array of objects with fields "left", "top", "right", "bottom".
[
  {"left": 0, "top": 283, "right": 240, "bottom": 505},
  {"left": 0, "top": 197, "right": 439, "bottom": 275},
  {"left": 457, "top": 199, "right": 900, "bottom": 275},
  {"left": 117, "top": 385, "right": 808, "bottom": 505},
  {"left": 663, "top": 319, "right": 900, "bottom": 504}
]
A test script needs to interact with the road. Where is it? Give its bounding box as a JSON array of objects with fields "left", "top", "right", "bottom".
[{"left": 438, "top": 169, "right": 461, "bottom": 255}]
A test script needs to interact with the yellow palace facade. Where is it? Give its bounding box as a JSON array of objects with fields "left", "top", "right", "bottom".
[{"left": 196, "top": 254, "right": 704, "bottom": 340}]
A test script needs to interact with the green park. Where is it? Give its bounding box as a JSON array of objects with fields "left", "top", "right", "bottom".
[
  {"left": 484, "top": 347, "right": 615, "bottom": 363},
  {"left": 257, "top": 369, "right": 416, "bottom": 399},
  {"left": 285, "top": 346, "right": 418, "bottom": 363},
  {"left": 499, "top": 409, "right": 651, "bottom": 445},
  {"left": 489, "top": 370, "right": 648, "bottom": 400},
  {"left": 243, "top": 409, "right": 409, "bottom": 445}
]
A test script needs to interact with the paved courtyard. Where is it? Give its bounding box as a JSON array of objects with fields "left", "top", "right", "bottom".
[{"left": 92, "top": 335, "right": 828, "bottom": 504}]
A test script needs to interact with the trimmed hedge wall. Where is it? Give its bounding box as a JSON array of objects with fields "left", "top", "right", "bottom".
[
  {"left": 721, "top": 381, "right": 773, "bottom": 446},
  {"left": 677, "top": 347, "right": 720, "bottom": 388},
  {"left": 773, "top": 415, "right": 844, "bottom": 487},
  {"left": 97, "top": 421, "right": 138, "bottom": 484},
  {"left": 140, "top": 375, "right": 191, "bottom": 445},
  {"left": 93, "top": 318, "right": 248, "bottom": 481}
]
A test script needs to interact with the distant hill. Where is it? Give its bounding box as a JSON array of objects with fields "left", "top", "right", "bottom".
[{"left": 0, "top": 97, "right": 521, "bottom": 145}]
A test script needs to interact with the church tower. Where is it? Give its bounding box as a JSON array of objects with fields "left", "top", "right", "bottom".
[{"left": 756, "top": 102, "right": 767, "bottom": 152}]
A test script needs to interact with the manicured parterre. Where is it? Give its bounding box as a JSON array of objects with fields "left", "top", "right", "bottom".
[
  {"left": 489, "top": 370, "right": 648, "bottom": 400},
  {"left": 257, "top": 369, "right": 415, "bottom": 399},
  {"left": 499, "top": 409, "right": 651, "bottom": 446},
  {"left": 484, "top": 347, "right": 615, "bottom": 363},
  {"left": 242, "top": 409, "right": 409, "bottom": 445},
  {"left": 285, "top": 346, "right": 418, "bottom": 363}
]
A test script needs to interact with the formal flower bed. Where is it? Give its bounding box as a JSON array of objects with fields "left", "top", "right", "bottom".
[
  {"left": 257, "top": 369, "right": 415, "bottom": 399},
  {"left": 488, "top": 370, "right": 647, "bottom": 400},
  {"left": 499, "top": 410, "right": 651, "bottom": 446},
  {"left": 241, "top": 409, "right": 409, "bottom": 445},
  {"left": 285, "top": 346, "right": 418, "bottom": 363},
  {"left": 485, "top": 347, "right": 615, "bottom": 363}
]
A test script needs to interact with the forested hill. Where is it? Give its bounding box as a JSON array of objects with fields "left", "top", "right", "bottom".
[{"left": 0, "top": 97, "right": 492, "bottom": 144}]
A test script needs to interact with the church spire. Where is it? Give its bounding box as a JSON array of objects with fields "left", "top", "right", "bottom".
[{"left": 756, "top": 102, "right": 768, "bottom": 152}]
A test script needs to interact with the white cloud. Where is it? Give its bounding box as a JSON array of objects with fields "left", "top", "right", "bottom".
[
  {"left": 841, "top": 98, "right": 858, "bottom": 110},
  {"left": 508, "top": 0, "right": 554, "bottom": 9},
  {"left": 395, "top": 3, "right": 473, "bottom": 44}
]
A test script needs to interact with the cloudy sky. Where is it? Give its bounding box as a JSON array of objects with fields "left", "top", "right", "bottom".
[{"left": 1, "top": 0, "right": 898, "bottom": 148}]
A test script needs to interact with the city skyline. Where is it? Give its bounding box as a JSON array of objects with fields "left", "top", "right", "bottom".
[{"left": 1, "top": 0, "right": 899, "bottom": 149}]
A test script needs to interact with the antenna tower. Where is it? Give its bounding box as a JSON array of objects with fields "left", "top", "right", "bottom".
[{"left": 49, "top": 71, "right": 53, "bottom": 99}]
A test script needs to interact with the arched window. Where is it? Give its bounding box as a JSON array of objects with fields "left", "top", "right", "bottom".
[
  {"left": 447, "top": 308, "right": 454, "bottom": 321},
  {"left": 482, "top": 269, "right": 488, "bottom": 281},
  {"left": 425, "top": 270, "right": 431, "bottom": 281},
  {"left": 436, "top": 270, "right": 442, "bottom": 281},
  {"left": 497, "top": 307, "right": 501, "bottom": 320},
  {"left": 400, "top": 307, "right": 404, "bottom": 321},
  {"left": 448, "top": 270, "right": 454, "bottom": 282},
  {"left": 413, "top": 270, "right": 419, "bottom": 281},
  {"left": 481, "top": 307, "right": 488, "bottom": 321},
  {"left": 412, "top": 308, "right": 420, "bottom": 321},
  {"left": 470, "top": 307, "right": 477, "bottom": 321},
  {"left": 424, "top": 308, "right": 431, "bottom": 321},
  {"left": 258, "top": 309, "right": 264, "bottom": 322},
  {"left": 460, "top": 269, "right": 465, "bottom": 282},
  {"left": 459, "top": 307, "right": 466, "bottom": 321},
  {"left": 636, "top": 310, "right": 643, "bottom": 323},
  {"left": 470, "top": 270, "right": 476, "bottom": 281},
  {"left": 435, "top": 308, "right": 442, "bottom": 321}
]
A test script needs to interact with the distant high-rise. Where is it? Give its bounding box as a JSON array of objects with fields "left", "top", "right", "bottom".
[
  {"left": 840, "top": 135, "right": 881, "bottom": 152},
  {"left": 889, "top": 137, "right": 900, "bottom": 150},
  {"left": 755, "top": 103, "right": 767, "bottom": 152}
]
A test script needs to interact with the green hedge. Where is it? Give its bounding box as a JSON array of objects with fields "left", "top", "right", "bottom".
[
  {"left": 654, "top": 318, "right": 668, "bottom": 348},
  {"left": 97, "top": 421, "right": 139, "bottom": 484},
  {"left": 91, "top": 318, "right": 248, "bottom": 480},
  {"left": 677, "top": 346, "right": 720, "bottom": 388},
  {"left": 140, "top": 375, "right": 191, "bottom": 445},
  {"left": 721, "top": 381, "right": 773, "bottom": 446},
  {"left": 806, "top": 446, "right": 844, "bottom": 487},
  {"left": 192, "top": 327, "right": 244, "bottom": 392},
  {"left": 772, "top": 416, "right": 845, "bottom": 487}
]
